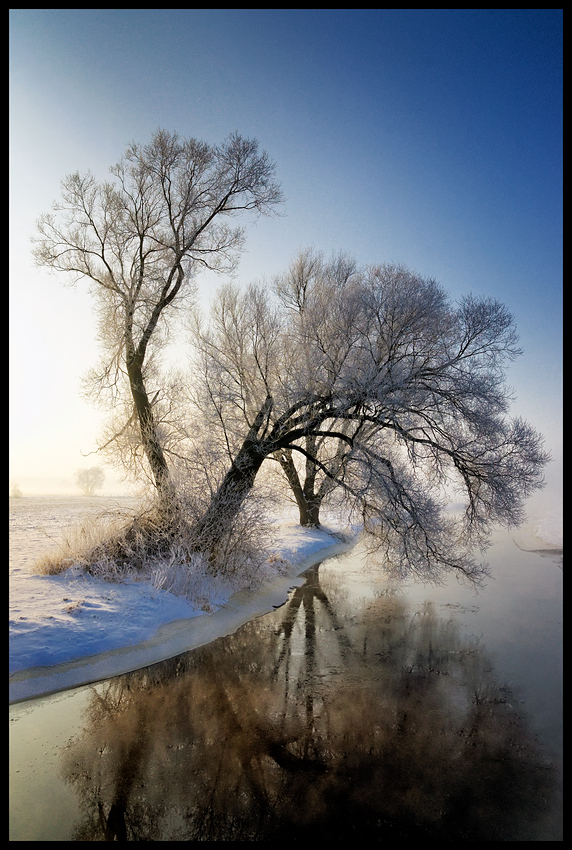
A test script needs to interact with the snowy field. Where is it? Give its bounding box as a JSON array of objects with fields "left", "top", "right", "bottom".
[{"left": 9, "top": 496, "right": 355, "bottom": 702}]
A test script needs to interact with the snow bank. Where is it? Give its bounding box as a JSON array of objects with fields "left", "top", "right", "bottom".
[
  {"left": 9, "top": 523, "right": 356, "bottom": 704},
  {"left": 534, "top": 515, "right": 563, "bottom": 548}
]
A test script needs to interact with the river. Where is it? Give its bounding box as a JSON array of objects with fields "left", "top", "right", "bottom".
[{"left": 9, "top": 530, "right": 562, "bottom": 840}]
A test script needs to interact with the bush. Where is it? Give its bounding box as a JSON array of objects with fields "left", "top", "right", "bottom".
[{"left": 32, "top": 489, "right": 278, "bottom": 608}]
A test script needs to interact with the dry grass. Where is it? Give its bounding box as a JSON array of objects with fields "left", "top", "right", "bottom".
[
  {"left": 33, "top": 511, "right": 134, "bottom": 576},
  {"left": 31, "top": 493, "right": 277, "bottom": 605},
  {"left": 33, "top": 503, "right": 191, "bottom": 579}
]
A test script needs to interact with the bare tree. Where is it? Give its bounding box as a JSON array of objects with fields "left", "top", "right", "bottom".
[
  {"left": 74, "top": 466, "right": 106, "bottom": 496},
  {"left": 10, "top": 480, "right": 23, "bottom": 498},
  {"left": 32, "top": 132, "right": 548, "bottom": 587},
  {"left": 190, "top": 257, "right": 548, "bottom": 582},
  {"left": 33, "top": 130, "right": 283, "bottom": 506},
  {"left": 271, "top": 248, "right": 361, "bottom": 525}
]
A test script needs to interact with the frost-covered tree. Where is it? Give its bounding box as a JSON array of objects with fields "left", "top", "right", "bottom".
[
  {"left": 270, "top": 248, "right": 361, "bottom": 526},
  {"left": 74, "top": 466, "right": 105, "bottom": 496},
  {"left": 33, "top": 130, "right": 283, "bottom": 506},
  {"left": 191, "top": 257, "right": 548, "bottom": 582},
  {"left": 10, "top": 481, "right": 23, "bottom": 498},
  {"left": 32, "top": 132, "right": 548, "bottom": 586}
]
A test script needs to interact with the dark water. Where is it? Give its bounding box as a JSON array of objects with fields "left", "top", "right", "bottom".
[{"left": 10, "top": 536, "right": 562, "bottom": 841}]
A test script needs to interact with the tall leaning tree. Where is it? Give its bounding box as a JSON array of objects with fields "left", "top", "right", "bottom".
[
  {"left": 33, "top": 129, "right": 283, "bottom": 506},
  {"left": 190, "top": 260, "right": 549, "bottom": 583}
]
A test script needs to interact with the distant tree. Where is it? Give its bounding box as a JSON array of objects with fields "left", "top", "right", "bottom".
[
  {"left": 10, "top": 481, "right": 23, "bottom": 498},
  {"left": 74, "top": 467, "right": 106, "bottom": 496},
  {"left": 33, "top": 129, "right": 283, "bottom": 507}
]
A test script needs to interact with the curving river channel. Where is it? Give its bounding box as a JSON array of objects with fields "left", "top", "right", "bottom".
[{"left": 10, "top": 533, "right": 562, "bottom": 840}]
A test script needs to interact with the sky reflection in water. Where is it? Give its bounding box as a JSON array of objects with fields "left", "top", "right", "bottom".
[{"left": 10, "top": 538, "right": 562, "bottom": 841}]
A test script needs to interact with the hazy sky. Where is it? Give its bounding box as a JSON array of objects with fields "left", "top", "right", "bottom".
[{"left": 10, "top": 9, "right": 562, "bottom": 511}]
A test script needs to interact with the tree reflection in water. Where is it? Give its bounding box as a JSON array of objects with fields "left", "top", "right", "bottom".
[{"left": 61, "top": 560, "right": 560, "bottom": 841}]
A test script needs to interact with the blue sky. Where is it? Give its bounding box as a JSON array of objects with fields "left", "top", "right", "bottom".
[{"left": 10, "top": 9, "right": 562, "bottom": 512}]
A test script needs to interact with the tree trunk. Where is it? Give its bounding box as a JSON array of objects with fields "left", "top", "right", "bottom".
[
  {"left": 126, "top": 358, "right": 174, "bottom": 505},
  {"left": 277, "top": 449, "right": 322, "bottom": 527},
  {"left": 190, "top": 438, "right": 266, "bottom": 553},
  {"left": 301, "top": 434, "right": 322, "bottom": 526},
  {"left": 300, "top": 498, "right": 321, "bottom": 527}
]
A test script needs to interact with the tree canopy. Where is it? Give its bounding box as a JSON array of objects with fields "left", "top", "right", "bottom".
[
  {"left": 74, "top": 466, "right": 106, "bottom": 496},
  {"left": 189, "top": 250, "right": 548, "bottom": 581},
  {"left": 33, "top": 129, "right": 283, "bottom": 501},
  {"left": 33, "top": 133, "right": 548, "bottom": 585}
]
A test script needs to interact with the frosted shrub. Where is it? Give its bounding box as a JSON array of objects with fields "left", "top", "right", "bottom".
[
  {"left": 148, "top": 550, "right": 237, "bottom": 611},
  {"left": 32, "top": 485, "right": 278, "bottom": 607}
]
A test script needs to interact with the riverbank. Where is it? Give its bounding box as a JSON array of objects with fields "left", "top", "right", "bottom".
[
  {"left": 10, "top": 497, "right": 561, "bottom": 705},
  {"left": 10, "top": 519, "right": 356, "bottom": 704}
]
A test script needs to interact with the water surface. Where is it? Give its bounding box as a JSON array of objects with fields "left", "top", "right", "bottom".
[{"left": 10, "top": 533, "right": 562, "bottom": 841}]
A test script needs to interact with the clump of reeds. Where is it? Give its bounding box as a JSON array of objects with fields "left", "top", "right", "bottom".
[{"left": 33, "top": 508, "right": 136, "bottom": 577}]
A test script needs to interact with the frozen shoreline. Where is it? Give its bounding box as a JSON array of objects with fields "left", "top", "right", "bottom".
[
  {"left": 10, "top": 496, "right": 561, "bottom": 705},
  {"left": 9, "top": 529, "right": 355, "bottom": 705}
]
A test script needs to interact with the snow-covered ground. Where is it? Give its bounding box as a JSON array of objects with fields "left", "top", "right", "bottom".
[
  {"left": 532, "top": 514, "right": 563, "bottom": 548},
  {"left": 9, "top": 497, "right": 355, "bottom": 703}
]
